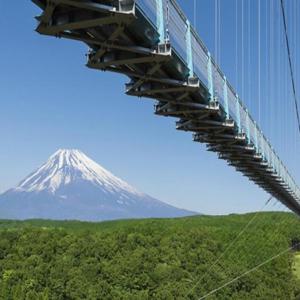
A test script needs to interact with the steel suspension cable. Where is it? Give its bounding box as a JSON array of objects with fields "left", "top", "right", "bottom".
[
  {"left": 258, "top": 0, "right": 261, "bottom": 124},
  {"left": 184, "top": 196, "right": 272, "bottom": 297},
  {"left": 212, "top": 201, "right": 283, "bottom": 281},
  {"left": 198, "top": 206, "right": 297, "bottom": 300},
  {"left": 270, "top": 0, "right": 274, "bottom": 141},
  {"left": 234, "top": 206, "right": 291, "bottom": 265},
  {"left": 265, "top": 0, "right": 269, "bottom": 135},
  {"left": 248, "top": 0, "right": 251, "bottom": 111},
  {"left": 280, "top": 0, "right": 300, "bottom": 136},
  {"left": 278, "top": 0, "right": 283, "bottom": 153},
  {"left": 242, "top": 0, "right": 244, "bottom": 102},
  {"left": 198, "top": 241, "right": 300, "bottom": 300},
  {"left": 225, "top": 203, "right": 282, "bottom": 261},
  {"left": 235, "top": 0, "right": 238, "bottom": 88},
  {"left": 193, "top": 0, "right": 196, "bottom": 29},
  {"left": 194, "top": 206, "right": 293, "bottom": 300},
  {"left": 218, "top": 0, "right": 221, "bottom": 64}
]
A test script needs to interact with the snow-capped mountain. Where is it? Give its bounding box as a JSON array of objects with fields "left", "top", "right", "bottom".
[{"left": 0, "top": 149, "right": 197, "bottom": 221}]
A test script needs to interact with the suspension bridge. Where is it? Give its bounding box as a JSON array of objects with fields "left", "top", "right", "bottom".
[{"left": 32, "top": 0, "right": 300, "bottom": 214}]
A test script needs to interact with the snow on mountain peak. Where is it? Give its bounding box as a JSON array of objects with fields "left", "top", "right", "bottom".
[{"left": 14, "top": 149, "right": 143, "bottom": 196}]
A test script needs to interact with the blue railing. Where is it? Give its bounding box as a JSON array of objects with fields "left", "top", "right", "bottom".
[{"left": 135, "top": 0, "right": 300, "bottom": 201}]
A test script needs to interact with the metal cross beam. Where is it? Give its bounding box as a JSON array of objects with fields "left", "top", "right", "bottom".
[{"left": 38, "top": 15, "right": 133, "bottom": 35}]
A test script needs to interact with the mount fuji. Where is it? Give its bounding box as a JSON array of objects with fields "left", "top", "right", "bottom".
[{"left": 0, "top": 149, "right": 197, "bottom": 221}]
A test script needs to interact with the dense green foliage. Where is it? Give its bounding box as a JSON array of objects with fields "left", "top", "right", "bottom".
[
  {"left": 0, "top": 212, "right": 300, "bottom": 299},
  {"left": 293, "top": 253, "right": 300, "bottom": 281}
]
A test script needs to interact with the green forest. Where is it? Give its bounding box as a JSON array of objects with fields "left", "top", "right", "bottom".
[{"left": 0, "top": 212, "right": 300, "bottom": 299}]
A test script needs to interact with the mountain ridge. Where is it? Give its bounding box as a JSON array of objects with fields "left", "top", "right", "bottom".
[{"left": 0, "top": 149, "right": 197, "bottom": 221}]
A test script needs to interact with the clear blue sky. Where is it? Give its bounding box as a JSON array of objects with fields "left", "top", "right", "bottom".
[{"left": 0, "top": 1, "right": 299, "bottom": 214}]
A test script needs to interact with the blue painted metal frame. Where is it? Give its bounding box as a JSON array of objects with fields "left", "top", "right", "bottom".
[
  {"left": 260, "top": 131, "right": 265, "bottom": 160},
  {"left": 207, "top": 52, "right": 214, "bottom": 102},
  {"left": 156, "top": 0, "right": 165, "bottom": 43},
  {"left": 235, "top": 94, "right": 241, "bottom": 133},
  {"left": 186, "top": 20, "right": 193, "bottom": 78},
  {"left": 223, "top": 76, "right": 229, "bottom": 119},
  {"left": 246, "top": 109, "right": 250, "bottom": 143},
  {"left": 254, "top": 123, "right": 258, "bottom": 153}
]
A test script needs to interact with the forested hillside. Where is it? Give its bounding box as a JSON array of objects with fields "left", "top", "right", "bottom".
[{"left": 0, "top": 212, "right": 300, "bottom": 299}]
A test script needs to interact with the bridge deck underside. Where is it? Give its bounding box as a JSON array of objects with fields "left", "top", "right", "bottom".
[{"left": 32, "top": 0, "right": 300, "bottom": 214}]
